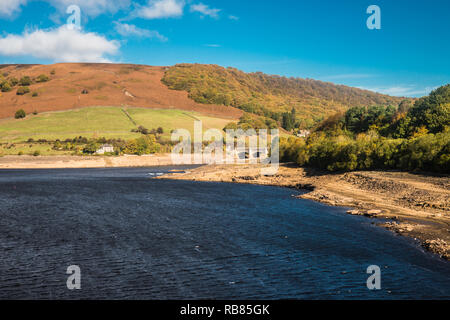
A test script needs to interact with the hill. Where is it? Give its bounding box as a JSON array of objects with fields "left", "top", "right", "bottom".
[
  {"left": 162, "top": 63, "right": 407, "bottom": 128},
  {"left": 0, "top": 63, "right": 243, "bottom": 120},
  {"left": 0, "top": 63, "right": 408, "bottom": 130}
]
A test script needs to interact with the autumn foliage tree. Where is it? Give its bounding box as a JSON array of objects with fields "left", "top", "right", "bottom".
[{"left": 279, "top": 84, "right": 450, "bottom": 173}]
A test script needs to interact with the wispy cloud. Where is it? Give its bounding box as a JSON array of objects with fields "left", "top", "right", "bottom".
[
  {"left": 135, "top": 0, "right": 184, "bottom": 19},
  {"left": 190, "top": 3, "right": 220, "bottom": 18},
  {"left": 0, "top": 26, "right": 119, "bottom": 62},
  {"left": 204, "top": 44, "right": 221, "bottom": 47},
  {"left": 322, "top": 73, "right": 375, "bottom": 80},
  {"left": 47, "top": 0, "right": 131, "bottom": 17},
  {"left": 228, "top": 15, "right": 239, "bottom": 21},
  {"left": 0, "top": 0, "right": 131, "bottom": 18},
  {"left": 114, "top": 22, "right": 167, "bottom": 41},
  {"left": 358, "top": 85, "right": 438, "bottom": 97},
  {"left": 0, "top": 0, "right": 227, "bottom": 22}
]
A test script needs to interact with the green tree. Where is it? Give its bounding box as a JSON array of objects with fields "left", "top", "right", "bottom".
[
  {"left": 398, "top": 99, "right": 413, "bottom": 113},
  {"left": 82, "top": 142, "right": 99, "bottom": 154},
  {"left": 344, "top": 106, "right": 366, "bottom": 133},
  {"left": 282, "top": 112, "right": 294, "bottom": 131},
  {"left": 407, "top": 84, "right": 450, "bottom": 134},
  {"left": 124, "top": 135, "right": 161, "bottom": 155}
]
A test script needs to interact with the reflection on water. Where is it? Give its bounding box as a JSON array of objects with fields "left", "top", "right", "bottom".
[{"left": 0, "top": 167, "right": 449, "bottom": 299}]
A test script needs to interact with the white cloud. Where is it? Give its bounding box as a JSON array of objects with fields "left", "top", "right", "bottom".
[
  {"left": 228, "top": 15, "right": 239, "bottom": 21},
  {"left": 114, "top": 22, "right": 167, "bottom": 41},
  {"left": 46, "top": 0, "right": 130, "bottom": 17},
  {"left": 0, "top": 26, "right": 119, "bottom": 62},
  {"left": 204, "top": 44, "right": 220, "bottom": 47},
  {"left": 190, "top": 3, "right": 220, "bottom": 18},
  {"left": 0, "top": 0, "right": 27, "bottom": 17},
  {"left": 136, "top": 0, "right": 184, "bottom": 19}
]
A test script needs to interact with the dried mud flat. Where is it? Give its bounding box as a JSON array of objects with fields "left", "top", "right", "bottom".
[
  {"left": 161, "top": 164, "right": 450, "bottom": 260},
  {"left": 0, "top": 154, "right": 175, "bottom": 169}
]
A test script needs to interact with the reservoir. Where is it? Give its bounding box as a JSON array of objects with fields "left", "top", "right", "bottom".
[{"left": 0, "top": 167, "right": 449, "bottom": 299}]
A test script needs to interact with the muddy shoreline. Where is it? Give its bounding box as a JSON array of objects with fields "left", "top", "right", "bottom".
[
  {"left": 0, "top": 154, "right": 175, "bottom": 169},
  {"left": 159, "top": 163, "right": 450, "bottom": 260}
]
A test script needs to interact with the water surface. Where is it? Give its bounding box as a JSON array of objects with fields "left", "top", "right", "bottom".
[{"left": 0, "top": 167, "right": 449, "bottom": 299}]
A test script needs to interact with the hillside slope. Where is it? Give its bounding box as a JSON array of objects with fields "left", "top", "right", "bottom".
[
  {"left": 0, "top": 63, "right": 243, "bottom": 120},
  {"left": 162, "top": 64, "right": 407, "bottom": 128},
  {"left": 0, "top": 106, "right": 234, "bottom": 145},
  {"left": 0, "top": 63, "right": 407, "bottom": 129}
]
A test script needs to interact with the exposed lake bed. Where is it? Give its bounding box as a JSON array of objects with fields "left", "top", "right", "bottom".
[{"left": 0, "top": 166, "right": 449, "bottom": 299}]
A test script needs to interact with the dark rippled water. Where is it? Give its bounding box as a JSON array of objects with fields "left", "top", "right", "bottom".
[{"left": 0, "top": 167, "right": 449, "bottom": 300}]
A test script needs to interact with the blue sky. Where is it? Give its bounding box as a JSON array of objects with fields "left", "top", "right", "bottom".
[{"left": 0, "top": 0, "right": 449, "bottom": 97}]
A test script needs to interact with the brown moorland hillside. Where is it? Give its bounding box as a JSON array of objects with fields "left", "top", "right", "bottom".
[{"left": 0, "top": 63, "right": 243, "bottom": 120}]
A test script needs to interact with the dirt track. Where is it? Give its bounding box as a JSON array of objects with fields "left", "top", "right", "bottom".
[
  {"left": 161, "top": 163, "right": 450, "bottom": 260},
  {"left": 0, "top": 63, "right": 243, "bottom": 120}
]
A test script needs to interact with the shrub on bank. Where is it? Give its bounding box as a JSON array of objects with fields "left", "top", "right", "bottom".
[
  {"left": 15, "top": 109, "right": 26, "bottom": 119},
  {"left": 16, "top": 87, "right": 30, "bottom": 95},
  {"left": 36, "top": 74, "right": 49, "bottom": 83},
  {"left": 9, "top": 77, "right": 19, "bottom": 86},
  {"left": 1, "top": 81, "right": 12, "bottom": 92},
  {"left": 19, "top": 76, "right": 32, "bottom": 86}
]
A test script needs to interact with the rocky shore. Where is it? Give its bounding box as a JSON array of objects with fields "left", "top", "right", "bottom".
[{"left": 160, "top": 163, "right": 450, "bottom": 260}]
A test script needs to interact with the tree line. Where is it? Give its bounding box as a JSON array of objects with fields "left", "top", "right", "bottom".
[{"left": 280, "top": 84, "right": 450, "bottom": 173}]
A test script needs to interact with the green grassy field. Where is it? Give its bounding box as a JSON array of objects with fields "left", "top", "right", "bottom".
[
  {"left": 0, "top": 106, "right": 235, "bottom": 143},
  {"left": 0, "top": 143, "right": 73, "bottom": 156}
]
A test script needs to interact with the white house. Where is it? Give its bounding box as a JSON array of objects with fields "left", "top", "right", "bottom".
[
  {"left": 96, "top": 144, "right": 114, "bottom": 154},
  {"left": 296, "top": 130, "right": 311, "bottom": 138}
]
